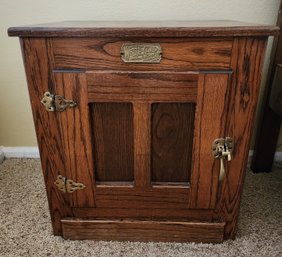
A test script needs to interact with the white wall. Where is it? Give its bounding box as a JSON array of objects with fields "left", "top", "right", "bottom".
[{"left": 0, "top": 0, "right": 281, "bottom": 147}]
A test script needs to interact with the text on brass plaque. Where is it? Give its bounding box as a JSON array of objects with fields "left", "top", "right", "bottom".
[{"left": 120, "top": 43, "right": 162, "bottom": 63}]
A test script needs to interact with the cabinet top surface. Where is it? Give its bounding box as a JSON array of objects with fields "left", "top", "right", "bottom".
[{"left": 8, "top": 20, "right": 278, "bottom": 38}]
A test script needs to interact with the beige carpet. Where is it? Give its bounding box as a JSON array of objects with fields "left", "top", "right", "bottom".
[{"left": 0, "top": 159, "right": 281, "bottom": 257}]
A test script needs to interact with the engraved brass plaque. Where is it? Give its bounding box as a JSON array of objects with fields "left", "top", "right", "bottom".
[{"left": 120, "top": 43, "right": 162, "bottom": 63}]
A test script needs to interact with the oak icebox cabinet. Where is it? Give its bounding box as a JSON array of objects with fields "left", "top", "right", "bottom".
[{"left": 8, "top": 21, "right": 278, "bottom": 243}]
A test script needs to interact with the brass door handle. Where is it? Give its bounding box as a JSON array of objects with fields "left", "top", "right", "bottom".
[{"left": 212, "top": 137, "right": 233, "bottom": 181}]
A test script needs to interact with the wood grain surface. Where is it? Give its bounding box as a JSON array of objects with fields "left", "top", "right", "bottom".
[
  {"left": 151, "top": 103, "right": 195, "bottom": 183},
  {"left": 17, "top": 28, "right": 270, "bottom": 242},
  {"left": 61, "top": 219, "right": 225, "bottom": 243},
  {"left": 8, "top": 20, "right": 279, "bottom": 37},
  {"left": 94, "top": 186, "right": 189, "bottom": 209},
  {"left": 54, "top": 72, "right": 96, "bottom": 208},
  {"left": 87, "top": 71, "right": 198, "bottom": 102},
  {"left": 52, "top": 38, "right": 233, "bottom": 71},
  {"left": 90, "top": 103, "right": 134, "bottom": 181},
  {"left": 190, "top": 73, "right": 230, "bottom": 210},
  {"left": 20, "top": 39, "right": 73, "bottom": 235},
  {"left": 71, "top": 207, "right": 215, "bottom": 221},
  {"left": 214, "top": 37, "right": 268, "bottom": 239},
  {"left": 133, "top": 102, "right": 151, "bottom": 187}
]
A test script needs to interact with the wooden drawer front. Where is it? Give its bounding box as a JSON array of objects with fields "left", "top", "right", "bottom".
[{"left": 52, "top": 38, "right": 233, "bottom": 71}]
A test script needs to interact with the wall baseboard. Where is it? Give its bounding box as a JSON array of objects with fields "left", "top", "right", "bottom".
[
  {"left": 0, "top": 146, "right": 40, "bottom": 160},
  {"left": 0, "top": 146, "right": 281, "bottom": 165},
  {"left": 0, "top": 148, "right": 4, "bottom": 164}
]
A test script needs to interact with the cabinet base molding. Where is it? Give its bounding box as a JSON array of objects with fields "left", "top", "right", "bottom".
[{"left": 61, "top": 219, "right": 225, "bottom": 243}]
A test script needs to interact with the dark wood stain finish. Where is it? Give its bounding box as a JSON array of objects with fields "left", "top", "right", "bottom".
[
  {"left": 94, "top": 186, "right": 190, "bottom": 209},
  {"left": 71, "top": 207, "right": 215, "bottom": 221},
  {"left": 151, "top": 103, "right": 195, "bottom": 183},
  {"left": 8, "top": 20, "right": 279, "bottom": 37},
  {"left": 90, "top": 103, "right": 134, "bottom": 181},
  {"left": 10, "top": 21, "right": 274, "bottom": 242}
]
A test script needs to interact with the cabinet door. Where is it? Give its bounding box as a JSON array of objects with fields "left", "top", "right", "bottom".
[{"left": 54, "top": 70, "right": 230, "bottom": 211}]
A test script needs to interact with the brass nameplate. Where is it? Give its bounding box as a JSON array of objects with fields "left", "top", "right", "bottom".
[{"left": 121, "top": 43, "right": 162, "bottom": 63}]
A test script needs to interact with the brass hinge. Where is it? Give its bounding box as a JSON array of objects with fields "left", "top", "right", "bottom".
[
  {"left": 41, "top": 91, "right": 77, "bottom": 112},
  {"left": 54, "top": 175, "right": 86, "bottom": 193},
  {"left": 212, "top": 137, "right": 234, "bottom": 181}
]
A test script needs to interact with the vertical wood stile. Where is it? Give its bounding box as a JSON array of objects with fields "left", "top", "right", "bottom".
[
  {"left": 54, "top": 72, "right": 96, "bottom": 208},
  {"left": 133, "top": 102, "right": 151, "bottom": 187},
  {"left": 190, "top": 73, "right": 229, "bottom": 209},
  {"left": 214, "top": 37, "right": 268, "bottom": 239},
  {"left": 20, "top": 38, "right": 73, "bottom": 235}
]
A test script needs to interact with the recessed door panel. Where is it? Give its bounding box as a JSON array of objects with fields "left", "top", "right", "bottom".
[
  {"left": 90, "top": 103, "right": 134, "bottom": 182},
  {"left": 151, "top": 103, "right": 195, "bottom": 183}
]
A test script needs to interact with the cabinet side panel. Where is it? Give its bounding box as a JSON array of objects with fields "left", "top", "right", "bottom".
[
  {"left": 20, "top": 38, "right": 73, "bottom": 235},
  {"left": 215, "top": 37, "right": 268, "bottom": 239}
]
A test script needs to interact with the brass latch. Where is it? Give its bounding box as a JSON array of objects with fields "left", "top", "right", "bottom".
[
  {"left": 41, "top": 92, "right": 77, "bottom": 112},
  {"left": 212, "top": 137, "right": 233, "bottom": 181},
  {"left": 54, "top": 175, "right": 86, "bottom": 193}
]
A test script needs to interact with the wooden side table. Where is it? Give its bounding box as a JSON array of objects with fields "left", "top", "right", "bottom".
[{"left": 8, "top": 20, "right": 278, "bottom": 242}]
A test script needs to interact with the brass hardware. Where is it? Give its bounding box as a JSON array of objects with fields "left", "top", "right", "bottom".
[
  {"left": 212, "top": 137, "right": 233, "bottom": 181},
  {"left": 54, "top": 175, "right": 86, "bottom": 193},
  {"left": 120, "top": 43, "right": 162, "bottom": 63},
  {"left": 41, "top": 92, "right": 77, "bottom": 112},
  {"left": 41, "top": 92, "right": 55, "bottom": 111}
]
